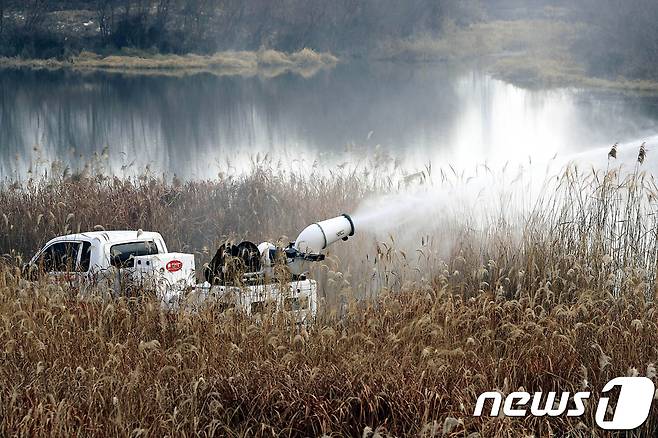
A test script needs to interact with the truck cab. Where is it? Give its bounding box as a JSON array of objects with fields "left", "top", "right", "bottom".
[{"left": 27, "top": 230, "right": 168, "bottom": 278}]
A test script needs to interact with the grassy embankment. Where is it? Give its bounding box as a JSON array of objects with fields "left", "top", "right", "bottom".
[
  {"left": 0, "top": 48, "right": 339, "bottom": 78},
  {"left": 1, "top": 158, "right": 658, "bottom": 435},
  {"left": 376, "top": 19, "right": 658, "bottom": 91}
]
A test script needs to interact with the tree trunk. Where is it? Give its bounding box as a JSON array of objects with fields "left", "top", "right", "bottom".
[
  {"left": 156, "top": 0, "right": 171, "bottom": 27},
  {"left": 0, "top": 0, "right": 4, "bottom": 36},
  {"left": 23, "top": 0, "right": 47, "bottom": 32},
  {"left": 97, "top": 0, "right": 115, "bottom": 39},
  {"left": 123, "top": 0, "right": 132, "bottom": 20}
]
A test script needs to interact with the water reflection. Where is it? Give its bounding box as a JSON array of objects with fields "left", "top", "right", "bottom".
[{"left": 1, "top": 63, "right": 658, "bottom": 179}]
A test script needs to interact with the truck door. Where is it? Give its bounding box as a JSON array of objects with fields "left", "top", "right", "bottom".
[{"left": 34, "top": 241, "right": 89, "bottom": 284}]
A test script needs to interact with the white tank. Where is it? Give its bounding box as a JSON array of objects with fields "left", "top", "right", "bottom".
[{"left": 294, "top": 214, "right": 355, "bottom": 254}]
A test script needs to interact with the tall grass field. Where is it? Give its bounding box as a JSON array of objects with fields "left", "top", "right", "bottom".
[{"left": 1, "top": 154, "right": 658, "bottom": 436}]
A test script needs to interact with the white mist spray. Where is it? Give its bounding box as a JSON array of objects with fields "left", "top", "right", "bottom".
[
  {"left": 351, "top": 165, "right": 533, "bottom": 239},
  {"left": 349, "top": 137, "right": 657, "bottom": 249}
]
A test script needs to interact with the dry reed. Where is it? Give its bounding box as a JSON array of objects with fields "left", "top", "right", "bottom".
[
  {"left": 0, "top": 48, "right": 338, "bottom": 79},
  {"left": 1, "top": 158, "right": 658, "bottom": 436}
]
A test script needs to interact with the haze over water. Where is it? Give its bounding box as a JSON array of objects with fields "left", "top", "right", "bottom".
[{"left": 2, "top": 62, "right": 658, "bottom": 179}]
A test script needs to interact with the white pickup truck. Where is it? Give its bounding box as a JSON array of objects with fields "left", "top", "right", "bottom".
[{"left": 25, "top": 214, "right": 356, "bottom": 321}]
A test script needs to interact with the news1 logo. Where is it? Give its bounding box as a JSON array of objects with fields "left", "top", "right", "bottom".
[{"left": 473, "top": 377, "right": 655, "bottom": 430}]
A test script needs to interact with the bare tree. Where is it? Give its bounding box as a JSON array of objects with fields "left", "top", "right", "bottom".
[
  {"left": 155, "top": 0, "right": 172, "bottom": 28},
  {"left": 120, "top": 0, "right": 133, "bottom": 21},
  {"left": 96, "top": 0, "right": 116, "bottom": 39},
  {"left": 23, "top": 0, "right": 48, "bottom": 32},
  {"left": 217, "top": 0, "right": 244, "bottom": 39},
  {"left": 251, "top": 0, "right": 281, "bottom": 47},
  {"left": 0, "top": 0, "right": 4, "bottom": 36},
  {"left": 181, "top": 0, "right": 214, "bottom": 38},
  {"left": 133, "top": 0, "right": 150, "bottom": 23},
  {"left": 297, "top": 0, "right": 329, "bottom": 48}
]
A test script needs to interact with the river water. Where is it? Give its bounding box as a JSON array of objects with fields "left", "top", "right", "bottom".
[{"left": 2, "top": 62, "right": 658, "bottom": 179}]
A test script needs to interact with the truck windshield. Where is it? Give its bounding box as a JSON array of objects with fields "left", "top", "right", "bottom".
[{"left": 110, "top": 241, "right": 158, "bottom": 268}]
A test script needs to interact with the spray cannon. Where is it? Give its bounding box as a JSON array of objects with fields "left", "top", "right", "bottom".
[
  {"left": 204, "top": 214, "right": 355, "bottom": 284},
  {"left": 275, "top": 213, "right": 355, "bottom": 276},
  {"left": 293, "top": 214, "right": 355, "bottom": 255}
]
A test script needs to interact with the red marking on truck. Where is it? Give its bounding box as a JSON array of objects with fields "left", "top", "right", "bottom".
[{"left": 166, "top": 260, "right": 183, "bottom": 272}]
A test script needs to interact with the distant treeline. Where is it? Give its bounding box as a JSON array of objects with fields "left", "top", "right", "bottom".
[
  {"left": 0, "top": 0, "right": 480, "bottom": 58},
  {"left": 478, "top": 0, "right": 658, "bottom": 81},
  {"left": 1, "top": 0, "right": 658, "bottom": 80}
]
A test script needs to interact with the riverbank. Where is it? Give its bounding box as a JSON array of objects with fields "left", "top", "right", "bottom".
[
  {"left": 3, "top": 18, "right": 658, "bottom": 90},
  {"left": 0, "top": 48, "right": 339, "bottom": 78},
  {"left": 375, "top": 19, "right": 658, "bottom": 92}
]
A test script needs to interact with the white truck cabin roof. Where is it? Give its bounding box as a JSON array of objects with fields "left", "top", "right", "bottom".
[{"left": 43, "top": 230, "right": 165, "bottom": 247}]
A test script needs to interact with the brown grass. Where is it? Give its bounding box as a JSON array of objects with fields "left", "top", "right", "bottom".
[
  {"left": 0, "top": 164, "right": 370, "bottom": 260},
  {"left": 0, "top": 48, "right": 339, "bottom": 78},
  {"left": 1, "top": 269, "right": 656, "bottom": 436},
  {"left": 1, "top": 160, "right": 658, "bottom": 435}
]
